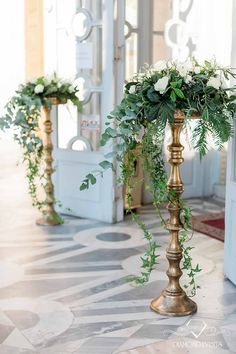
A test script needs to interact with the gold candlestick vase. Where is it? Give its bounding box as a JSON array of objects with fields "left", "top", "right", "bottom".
[
  {"left": 36, "top": 97, "right": 66, "bottom": 226},
  {"left": 150, "top": 109, "right": 197, "bottom": 316}
]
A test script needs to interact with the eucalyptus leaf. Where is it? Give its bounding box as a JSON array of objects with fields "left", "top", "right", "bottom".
[{"left": 99, "top": 160, "right": 113, "bottom": 170}]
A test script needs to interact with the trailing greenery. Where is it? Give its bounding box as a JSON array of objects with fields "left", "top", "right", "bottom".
[
  {"left": 80, "top": 58, "right": 236, "bottom": 296},
  {"left": 0, "top": 73, "right": 82, "bottom": 217}
]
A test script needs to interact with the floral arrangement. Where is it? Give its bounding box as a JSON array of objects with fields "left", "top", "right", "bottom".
[
  {"left": 0, "top": 73, "right": 82, "bottom": 214},
  {"left": 81, "top": 58, "right": 236, "bottom": 296}
]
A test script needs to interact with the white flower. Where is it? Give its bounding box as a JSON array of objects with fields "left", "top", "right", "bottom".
[
  {"left": 68, "top": 85, "right": 74, "bottom": 93},
  {"left": 176, "top": 59, "right": 193, "bottom": 77},
  {"left": 30, "top": 77, "right": 37, "bottom": 84},
  {"left": 154, "top": 76, "right": 169, "bottom": 94},
  {"left": 61, "top": 78, "right": 73, "bottom": 86},
  {"left": 154, "top": 60, "right": 167, "bottom": 71},
  {"left": 34, "top": 84, "right": 44, "bottom": 94},
  {"left": 184, "top": 75, "right": 192, "bottom": 84},
  {"left": 57, "top": 81, "right": 62, "bottom": 88},
  {"left": 194, "top": 67, "right": 201, "bottom": 74},
  {"left": 207, "top": 76, "right": 221, "bottom": 90},
  {"left": 176, "top": 64, "right": 188, "bottom": 77},
  {"left": 129, "top": 85, "right": 136, "bottom": 94},
  {"left": 44, "top": 75, "right": 52, "bottom": 86}
]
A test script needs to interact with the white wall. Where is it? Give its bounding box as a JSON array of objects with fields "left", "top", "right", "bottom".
[{"left": 0, "top": 1, "right": 24, "bottom": 120}]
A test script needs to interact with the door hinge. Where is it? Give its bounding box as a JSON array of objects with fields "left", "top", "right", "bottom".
[{"left": 114, "top": 45, "right": 124, "bottom": 61}]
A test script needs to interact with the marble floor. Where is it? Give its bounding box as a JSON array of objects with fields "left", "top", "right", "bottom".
[{"left": 0, "top": 139, "right": 236, "bottom": 354}]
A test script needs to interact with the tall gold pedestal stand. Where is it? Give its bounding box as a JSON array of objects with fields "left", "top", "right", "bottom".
[
  {"left": 36, "top": 97, "right": 65, "bottom": 226},
  {"left": 150, "top": 109, "right": 197, "bottom": 316}
]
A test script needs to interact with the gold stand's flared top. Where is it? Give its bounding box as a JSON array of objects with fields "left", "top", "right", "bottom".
[{"left": 47, "top": 96, "right": 67, "bottom": 105}]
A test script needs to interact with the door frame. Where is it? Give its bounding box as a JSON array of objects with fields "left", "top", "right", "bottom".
[{"left": 224, "top": 1, "right": 236, "bottom": 285}]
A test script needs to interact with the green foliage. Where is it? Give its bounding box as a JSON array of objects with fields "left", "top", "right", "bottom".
[
  {"left": 80, "top": 58, "right": 236, "bottom": 296},
  {"left": 0, "top": 73, "right": 82, "bottom": 216}
]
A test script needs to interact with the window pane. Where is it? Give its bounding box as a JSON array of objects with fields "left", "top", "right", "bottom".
[
  {"left": 58, "top": 103, "right": 78, "bottom": 149},
  {"left": 81, "top": 92, "right": 101, "bottom": 151},
  {"left": 126, "top": 33, "right": 138, "bottom": 80}
]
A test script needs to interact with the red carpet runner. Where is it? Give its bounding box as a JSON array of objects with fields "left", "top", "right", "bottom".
[{"left": 191, "top": 212, "right": 225, "bottom": 242}]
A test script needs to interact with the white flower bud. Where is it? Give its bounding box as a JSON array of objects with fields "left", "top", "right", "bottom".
[
  {"left": 68, "top": 85, "right": 74, "bottom": 93},
  {"left": 194, "top": 67, "right": 201, "bottom": 74}
]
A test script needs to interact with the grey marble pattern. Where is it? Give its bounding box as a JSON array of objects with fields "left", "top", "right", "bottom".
[{"left": 0, "top": 140, "right": 235, "bottom": 353}]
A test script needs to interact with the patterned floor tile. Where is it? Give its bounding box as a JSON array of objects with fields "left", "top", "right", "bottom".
[{"left": 0, "top": 140, "right": 234, "bottom": 353}]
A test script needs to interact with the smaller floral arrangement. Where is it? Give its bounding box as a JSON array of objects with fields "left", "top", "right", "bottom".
[
  {"left": 0, "top": 73, "right": 82, "bottom": 213},
  {"left": 17, "top": 73, "right": 82, "bottom": 109}
]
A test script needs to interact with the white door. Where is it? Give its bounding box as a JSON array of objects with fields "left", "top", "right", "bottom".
[
  {"left": 224, "top": 4, "right": 236, "bottom": 285},
  {"left": 43, "top": 0, "right": 125, "bottom": 222}
]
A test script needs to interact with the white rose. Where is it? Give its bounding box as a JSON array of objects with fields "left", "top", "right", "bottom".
[
  {"left": 34, "top": 84, "right": 44, "bottom": 94},
  {"left": 184, "top": 75, "right": 192, "bottom": 84},
  {"left": 154, "top": 76, "right": 169, "bottom": 94},
  {"left": 194, "top": 67, "right": 201, "bottom": 74},
  {"left": 129, "top": 85, "right": 136, "bottom": 94},
  {"left": 207, "top": 76, "right": 221, "bottom": 90},
  {"left": 68, "top": 85, "right": 74, "bottom": 93},
  {"left": 176, "top": 64, "right": 188, "bottom": 77},
  {"left": 154, "top": 60, "right": 167, "bottom": 71}
]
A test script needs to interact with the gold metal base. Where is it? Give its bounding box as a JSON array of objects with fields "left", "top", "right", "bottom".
[
  {"left": 150, "top": 290, "right": 197, "bottom": 317},
  {"left": 36, "top": 100, "right": 67, "bottom": 227},
  {"left": 36, "top": 212, "right": 63, "bottom": 226}
]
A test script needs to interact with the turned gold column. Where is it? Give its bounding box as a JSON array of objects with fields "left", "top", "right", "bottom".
[
  {"left": 150, "top": 109, "right": 197, "bottom": 316},
  {"left": 36, "top": 98, "right": 63, "bottom": 226}
]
